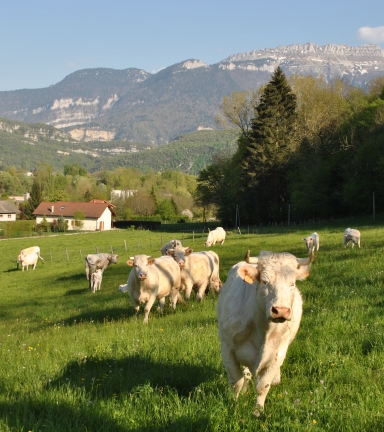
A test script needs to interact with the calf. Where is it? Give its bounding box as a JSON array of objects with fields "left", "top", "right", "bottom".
[
  {"left": 344, "top": 228, "right": 361, "bottom": 248},
  {"left": 17, "top": 252, "right": 40, "bottom": 271},
  {"left": 167, "top": 246, "right": 222, "bottom": 300},
  {"left": 302, "top": 232, "right": 320, "bottom": 252},
  {"left": 119, "top": 254, "right": 181, "bottom": 323},
  {"left": 217, "top": 249, "right": 314, "bottom": 417},
  {"left": 90, "top": 269, "right": 103, "bottom": 293}
]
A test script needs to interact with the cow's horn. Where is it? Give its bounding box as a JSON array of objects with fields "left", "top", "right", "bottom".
[
  {"left": 245, "top": 250, "right": 259, "bottom": 264},
  {"left": 297, "top": 250, "right": 314, "bottom": 267}
]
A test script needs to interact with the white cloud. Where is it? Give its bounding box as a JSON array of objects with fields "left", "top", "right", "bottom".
[{"left": 357, "top": 26, "right": 384, "bottom": 44}]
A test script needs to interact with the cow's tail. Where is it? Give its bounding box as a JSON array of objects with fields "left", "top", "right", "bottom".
[{"left": 38, "top": 253, "right": 45, "bottom": 263}]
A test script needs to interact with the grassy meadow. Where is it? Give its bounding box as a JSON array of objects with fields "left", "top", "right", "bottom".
[{"left": 0, "top": 226, "right": 383, "bottom": 431}]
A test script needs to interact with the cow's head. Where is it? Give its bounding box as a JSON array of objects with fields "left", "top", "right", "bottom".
[
  {"left": 127, "top": 254, "right": 155, "bottom": 280},
  {"left": 107, "top": 254, "right": 119, "bottom": 264},
  {"left": 241, "top": 250, "right": 314, "bottom": 322},
  {"left": 302, "top": 237, "right": 313, "bottom": 251},
  {"left": 167, "top": 246, "right": 192, "bottom": 268}
]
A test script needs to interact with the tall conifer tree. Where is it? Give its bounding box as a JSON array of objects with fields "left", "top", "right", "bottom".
[{"left": 239, "top": 67, "right": 297, "bottom": 222}]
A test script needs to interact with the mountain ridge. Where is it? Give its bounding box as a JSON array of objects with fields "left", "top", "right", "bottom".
[{"left": 0, "top": 42, "right": 383, "bottom": 144}]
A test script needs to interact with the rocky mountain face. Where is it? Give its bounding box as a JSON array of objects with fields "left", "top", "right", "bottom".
[{"left": 0, "top": 43, "right": 383, "bottom": 144}]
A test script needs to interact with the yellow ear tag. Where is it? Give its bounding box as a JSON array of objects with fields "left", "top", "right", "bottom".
[{"left": 243, "top": 274, "right": 253, "bottom": 284}]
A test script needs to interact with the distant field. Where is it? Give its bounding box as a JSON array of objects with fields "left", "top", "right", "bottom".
[{"left": 0, "top": 227, "right": 383, "bottom": 431}]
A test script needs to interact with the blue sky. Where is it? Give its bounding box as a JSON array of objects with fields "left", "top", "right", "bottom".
[{"left": 0, "top": 0, "right": 383, "bottom": 91}]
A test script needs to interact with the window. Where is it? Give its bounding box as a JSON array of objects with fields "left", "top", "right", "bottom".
[
  {"left": 0, "top": 215, "right": 3, "bottom": 218},
  {"left": 71, "top": 220, "right": 75, "bottom": 226},
  {"left": 8, "top": 214, "right": 11, "bottom": 218}
]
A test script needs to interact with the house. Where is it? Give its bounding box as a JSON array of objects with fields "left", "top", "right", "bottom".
[
  {"left": 32, "top": 201, "right": 117, "bottom": 231},
  {"left": 0, "top": 201, "right": 21, "bottom": 221}
]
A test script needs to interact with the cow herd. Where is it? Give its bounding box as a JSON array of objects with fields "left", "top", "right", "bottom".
[{"left": 15, "top": 225, "right": 362, "bottom": 417}]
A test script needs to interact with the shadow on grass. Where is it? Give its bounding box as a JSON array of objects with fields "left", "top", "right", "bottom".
[
  {"left": 0, "top": 398, "right": 210, "bottom": 432},
  {"left": 50, "top": 353, "right": 217, "bottom": 399},
  {"left": 0, "top": 354, "right": 216, "bottom": 430}
]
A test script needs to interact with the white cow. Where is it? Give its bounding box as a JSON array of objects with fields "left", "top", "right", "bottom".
[
  {"left": 204, "top": 227, "right": 226, "bottom": 247},
  {"left": 217, "top": 249, "right": 314, "bottom": 417},
  {"left": 302, "top": 232, "right": 320, "bottom": 252},
  {"left": 17, "top": 252, "right": 40, "bottom": 271},
  {"left": 17, "top": 246, "right": 44, "bottom": 269},
  {"left": 344, "top": 228, "right": 361, "bottom": 248},
  {"left": 119, "top": 254, "right": 181, "bottom": 323},
  {"left": 90, "top": 269, "right": 103, "bottom": 293},
  {"left": 160, "top": 239, "right": 182, "bottom": 256},
  {"left": 167, "top": 246, "right": 222, "bottom": 300},
  {"left": 84, "top": 253, "right": 119, "bottom": 280}
]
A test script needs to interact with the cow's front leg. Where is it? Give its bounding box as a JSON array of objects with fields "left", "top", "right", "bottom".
[
  {"left": 143, "top": 295, "right": 157, "bottom": 323},
  {"left": 157, "top": 297, "right": 165, "bottom": 313}
]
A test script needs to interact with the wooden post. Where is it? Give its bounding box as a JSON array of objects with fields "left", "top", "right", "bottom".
[
  {"left": 124, "top": 240, "right": 127, "bottom": 252},
  {"left": 150, "top": 237, "right": 152, "bottom": 247},
  {"left": 110, "top": 245, "right": 113, "bottom": 254},
  {"left": 66, "top": 249, "right": 69, "bottom": 261},
  {"left": 96, "top": 246, "right": 99, "bottom": 254},
  {"left": 79, "top": 250, "right": 82, "bottom": 258},
  {"left": 192, "top": 231, "right": 195, "bottom": 242},
  {"left": 161, "top": 235, "right": 163, "bottom": 247},
  {"left": 182, "top": 232, "right": 184, "bottom": 242}
]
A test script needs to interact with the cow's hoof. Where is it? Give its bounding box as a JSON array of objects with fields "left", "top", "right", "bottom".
[{"left": 252, "top": 405, "right": 264, "bottom": 418}]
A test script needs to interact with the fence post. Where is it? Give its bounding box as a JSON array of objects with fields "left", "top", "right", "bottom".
[
  {"left": 110, "top": 245, "right": 113, "bottom": 254},
  {"left": 182, "top": 233, "right": 184, "bottom": 242},
  {"left": 79, "top": 250, "right": 82, "bottom": 258},
  {"left": 161, "top": 235, "right": 163, "bottom": 247},
  {"left": 193, "top": 231, "right": 195, "bottom": 242},
  {"left": 124, "top": 240, "right": 127, "bottom": 252},
  {"left": 96, "top": 246, "right": 99, "bottom": 253},
  {"left": 150, "top": 237, "right": 152, "bottom": 248},
  {"left": 66, "top": 249, "right": 69, "bottom": 261}
]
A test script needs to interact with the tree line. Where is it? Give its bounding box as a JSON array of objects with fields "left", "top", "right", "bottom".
[{"left": 195, "top": 68, "right": 384, "bottom": 225}]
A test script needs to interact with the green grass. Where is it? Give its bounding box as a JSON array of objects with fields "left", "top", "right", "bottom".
[{"left": 0, "top": 227, "right": 383, "bottom": 431}]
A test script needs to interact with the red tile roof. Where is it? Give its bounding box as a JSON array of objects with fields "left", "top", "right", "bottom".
[{"left": 32, "top": 201, "right": 116, "bottom": 218}]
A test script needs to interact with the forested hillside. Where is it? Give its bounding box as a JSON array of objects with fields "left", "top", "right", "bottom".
[{"left": 0, "top": 117, "right": 236, "bottom": 174}]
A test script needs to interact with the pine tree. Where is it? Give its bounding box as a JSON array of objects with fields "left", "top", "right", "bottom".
[
  {"left": 23, "top": 177, "right": 43, "bottom": 220},
  {"left": 239, "top": 67, "right": 297, "bottom": 222}
]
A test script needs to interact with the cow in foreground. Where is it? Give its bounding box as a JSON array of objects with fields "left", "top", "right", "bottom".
[
  {"left": 119, "top": 254, "right": 181, "bottom": 323},
  {"left": 167, "top": 246, "right": 222, "bottom": 300},
  {"left": 302, "top": 232, "right": 319, "bottom": 252},
  {"left": 17, "top": 246, "right": 44, "bottom": 269},
  {"left": 17, "top": 252, "right": 40, "bottom": 271},
  {"left": 204, "top": 227, "right": 226, "bottom": 247},
  {"left": 84, "top": 253, "right": 119, "bottom": 281},
  {"left": 344, "top": 228, "right": 361, "bottom": 248},
  {"left": 217, "top": 249, "right": 314, "bottom": 417},
  {"left": 90, "top": 269, "right": 103, "bottom": 293},
  {"left": 160, "top": 239, "right": 182, "bottom": 256}
]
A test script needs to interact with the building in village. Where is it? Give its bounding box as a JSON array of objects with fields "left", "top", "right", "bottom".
[
  {"left": 33, "top": 200, "right": 116, "bottom": 231},
  {"left": 0, "top": 201, "right": 21, "bottom": 221}
]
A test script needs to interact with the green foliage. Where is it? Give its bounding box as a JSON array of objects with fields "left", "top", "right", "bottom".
[
  {"left": 156, "top": 199, "right": 176, "bottom": 222},
  {"left": 73, "top": 210, "right": 85, "bottom": 228},
  {"left": 57, "top": 215, "right": 68, "bottom": 232},
  {"left": 37, "top": 215, "right": 51, "bottom": 232}
]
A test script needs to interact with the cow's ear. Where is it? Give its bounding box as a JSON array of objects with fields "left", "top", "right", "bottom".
[
  {"left": 296, "top": 265, "right": 311, "bottom": 280},
  {"left": 167, "top": 249, "right": 174, "bottom": 256},
  {"left": 127, "top": 259, "right": 134, "bottom": 267},
  {"left": 238, "top": 265, "right": 259, "bottom": 284},
  {"left": 185, "top": 247, "right": 193, "bottom": 255},
  {"left": 148, "top": 257, "right": 155, "bottom": 265}
]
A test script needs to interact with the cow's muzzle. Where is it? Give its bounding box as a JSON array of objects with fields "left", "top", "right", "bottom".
[{"left": 270, "top": 306, "right": 291, "bottom": 321}]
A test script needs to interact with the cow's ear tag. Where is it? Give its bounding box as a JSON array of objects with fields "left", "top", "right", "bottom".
[{"left": 243, "top": 274, "right": 253, "bottom": 284}]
